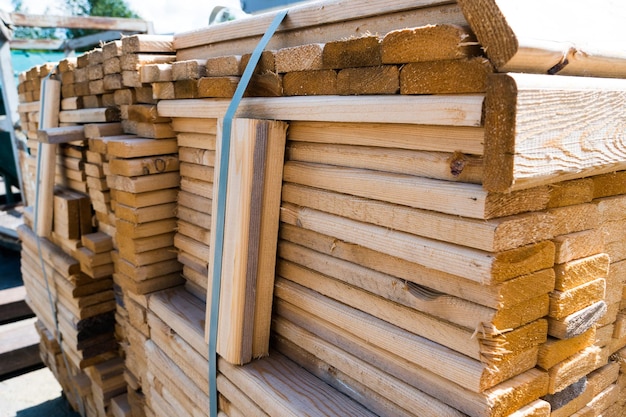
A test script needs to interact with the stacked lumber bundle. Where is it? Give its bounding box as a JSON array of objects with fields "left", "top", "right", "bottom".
[
  {"left": 168, "top": 117, "right": 213, "bottom": 300},
  {"left": 14, "top": 1, "right": 626, "bottom": 417},
  {"left": 155, "top": 1, "right": 626, "bottom": 416},
  {"left": 143, "top": 285, "right": 376, "bottom": 417},
  {"left": 17, "top": 220, "right": 121, "bottom": 416}
]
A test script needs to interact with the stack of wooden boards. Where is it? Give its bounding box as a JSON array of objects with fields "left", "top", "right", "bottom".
[{"left": 14, "top": 0, "right": 626, "bottom": 416}]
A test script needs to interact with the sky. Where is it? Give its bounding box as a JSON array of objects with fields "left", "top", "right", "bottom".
[{"left": 0, "top": 0, "right": 243, "bottom": 35}]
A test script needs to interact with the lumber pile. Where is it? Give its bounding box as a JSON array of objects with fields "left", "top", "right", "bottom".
[{"left": 14, "top": 1, "right": 626, "bottom": 417}]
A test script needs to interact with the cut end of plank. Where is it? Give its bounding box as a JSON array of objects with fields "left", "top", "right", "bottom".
[
  {"left": 457, "top": 0, "right": 518, "bottom": 69},
  {"left": 483, "top": 73, "right": 518, "bottom": 192}
]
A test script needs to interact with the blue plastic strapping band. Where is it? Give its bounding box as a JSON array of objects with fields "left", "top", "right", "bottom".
[{"left": 208, "top": 9, "right": 288, "bottom": 417}]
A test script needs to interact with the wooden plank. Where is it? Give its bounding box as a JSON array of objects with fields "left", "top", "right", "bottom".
[
  {"left": 111, "top": 188, "right": 178, "bottom": 208},
  {"left": 175, "top": 2, "right": 466, "bottom": 60},
  {"left": 548, "top": 301, "right": 607, "bottom": 339},
  {"left": 35, "top": 76, "right": 61, "bottom": 238},
  {"left": 457, "top": 0, "right": 626, "bottom": 77},
  {"left": 9, "top": 12, "right": 150, "bottom": 32},
  {"left": 281, "top": 204, "right": 555, "bottom": 285},
  {"left": 537, "top": 329, "right": 596, "bottom": 371},
  {"left": 106, "top": 137, "right": 177, "bottom": 158},
  {"left": 279, "top": 223, "right": 554, "bottom": 310},
  {"left": 179, "top": 162, "right": 214, "bottom": 181},
  {"left": 281, "top": 183, "right": 552, "bottom": 252},
  {"left": 483, "top": 73, "right": 626, "bottom": 192},
  {"left": 108, "top": 154, "right": 179, "bottom": 177},
  {"left": 115, "top": 202, "right": 176, "bottom": 224},
  {"left": 206, "top": 56, "right": 241, "bottom": 77},
  {"left": 179, "top": 147, "right": 215, "bottom": 166},
  {"left": 553, "top": 229, "right": 604, "bottom": 264},
  {"left": 174, "top": 132, "right": 216, "bottom": 151},
  {"left": 121, "top": 34, "right": 174, "bottom": 54},
  {"left": 275, "top": 43, "right": 324, "bottom": 73},
  {"left": 0, "top": 317, "right": 42, "bottom": 376},
  {"left": 140, "top": 63, "right": 172, "bottom": 83},
  {"left": 547, "top": 346, "right": 602, "bottom": 394},
  {"left": 400, "top": 57, "right": 492, "bottom": 94},
  {"left": 277, "top": 254, "right": 547, "bottom": 357},
  {"left": 58, "top": 107, "right": 121, "bottom": 124},
  {"left": 272, "top": 317, "right": 463, "bottom": 417},
  {"left": 381, "top": 24, "right": 479, "bottom": 63},
  {"left": 288, "top": 120, "right": 484, "bottom": 155},
  {"left": 171, "top": 118, "right": 218, "bottom": 135},
  {"left": 322, "top": 35, "right": 381, "bottom": 68},
  {"left": 283, "top": 161, "right": 550, "bottom": 219},
  {"left": 274, "top": 278, "right": 539, "bottom": 393},
  {"left": 218, "top": 351, "right": 377, "bottom": 417},
  {"left": 106, "top": 172, "right": 180, "bottom": 193},
  {"left": 197, "top": 76, "right": 240, "bottom": 98},
  {"left": 336, "top": 65, "right": 399, "bottom": 95},
  {"left": 286, "top": 141, "right": 483, "bottom": 183},
  {"left": 278, "top": 69, "right": 334, "bottom": 96},
  {"left": 157, "top": 95, "right": 484, "bottom": 127},
  {"left": 18, "top": 224, "right": 80, "bottom": 276},
  {"left": 83, "top": 122, "right": 124, "bottom": 139},
  {"left": 207, "top": 118, "right": 287, "bottom": 364},
  {"left": 117, "top": 232, "right": 174, "bottom": 254},
  {"left": 275, "top": 314, "right": 548, "bottom": 417},
  {"left": 548, "top": 279, "right": 606, "bottom": 320},
  {"left": 554, "top": 253, "right": 610, "bottom": 291}
]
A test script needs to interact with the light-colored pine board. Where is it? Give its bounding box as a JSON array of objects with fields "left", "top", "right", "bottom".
[
  {"left": 117, "top": 232, "right": 175, "bottom": 254},
  {"left": 457, "top": 0, "right": 626, "bottom": 77},
  {"left": 106, "top": 137, "right": 177, "bottom": 158},
  {"left": 107, "top": 172, "right": 180, "bottom": 193},
  {"left": 35, "top": 76, "right": 61, "bottom": 237},
  {"left": 207, "top": 118, "right": 287, "bottom": 364},
  {"left": 218, "top": 351, "right": 378, "bottom": 417},
  {"left": 272, "top": 317, "right": 463, "bottom": 417},
  {"left": 114, "top": 202, "right": 177, "bottom": 224},
  {"left": 108, "top": 154, "right": 179, "bottom": 177},
  {"left": 275, "top": 300, "right": 548, "bottom": 417},
  {"left": 157, "top": 95, "right": 484, "bottom": 127},
  {"left": 553, "top": 229, "right": 605, "bottom": 265},
  {"left": 274, "top": 278, "right": 538, "bottom": 393},
  {"left": 283, "top": 161, "right": 549, "bottom": 219},
  {"left": 175, "top": 1, "right": 465, "bottom": 54},
  {"left": 548, "top": 301, "right": 607, "bottom": 340},
  {"left": 179, "top": 162, "right": 214, "bottom": 181},
  {"left": 171, "top": 118, "right": 218, "bottom": 135},
  {"left": 122, "top": 34, "right": 174, "bottom": 54},
  {"left": 537, "top": 329, "right": 596, "bottom": 371},
  {"left": 172, "top": 59, "right": 207, "bottom": 80},
  {"left": 286, "top": 141, "right": 482, "bottom": 183},
  {"left": 554, "top": 254, "right": 610, "bottom": 291},
  {"left": 281, "top": 203, "right": 555, "bottom": 285},
  {"left": 58, "top": 107, "right": 121, "bottom": 124},
  {"left": 288, "top": 120, "right": 484, "bottom": 155},
  {"left": 483, "top": 73, "right": 626, "bottom": 192},
  {"left": 279, "top": 223, "right": 554, "bottom": 310},
  {"left": 547, "top": 346, "right": 602, "bottom": 394},
  {"left": 549, "top": 278, "right": 606, "bottom": 320}
]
